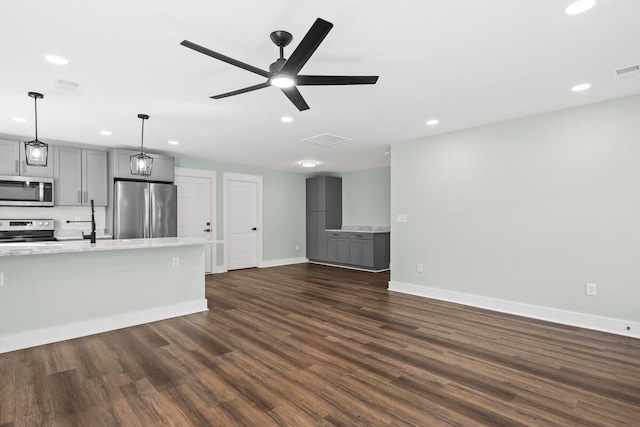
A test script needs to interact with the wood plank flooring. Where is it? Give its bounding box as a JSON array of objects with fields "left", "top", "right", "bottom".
[{"left": 1, "top": 263, "right": 640, "bottom": 426}]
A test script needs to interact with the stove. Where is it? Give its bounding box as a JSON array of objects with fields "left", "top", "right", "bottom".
[{"left": 0, "top": 219, "right": 57, "bottom": 243}]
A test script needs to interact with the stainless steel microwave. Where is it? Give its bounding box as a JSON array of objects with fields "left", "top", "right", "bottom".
[{"left": 0, "top": 175, "right": 54, "bottom": 207}]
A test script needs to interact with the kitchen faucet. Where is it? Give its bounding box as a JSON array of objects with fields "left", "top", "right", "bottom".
[{"left": 66, "top": 199, "right": 96, "bottom": 243}]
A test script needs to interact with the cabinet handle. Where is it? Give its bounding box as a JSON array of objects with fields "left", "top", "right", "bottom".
[
  {"left": 22, "top": 161, "right": 26, "bottom": 174},
  {"left": 83, "top": 191, "right": 88, "bottom": 202},
  {"left": 77, "top": 191, "right": 82, "bottom": 203},
  {"left": 203, "top": 229, "right": 211, "bottom": 232},
  {"left": 15, "top": 160, "right": 19, "bottom": 174}
]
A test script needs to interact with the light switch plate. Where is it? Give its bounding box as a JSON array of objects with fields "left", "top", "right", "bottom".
[{"left": 397, "top": 213, "right": 408, "bottom": 223}]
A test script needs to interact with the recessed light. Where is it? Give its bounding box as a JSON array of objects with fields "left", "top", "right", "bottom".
[
  {"left": 281, "top": 116, "right": 293, "bottom": 123},
  {"left": 426, "top": 119, "right": 439, "bottom": 126},
  {"left": 300, "top": 160, "right": 318, "bottom": 168},
  {"left": 168, "top": 140, "right": 179, "bottom": 145},
  {"left": 565, "top": 0, "right": 597, "bottom": 15},
  {"left": 12, "top": 117, "right": 28, "bottom": 122},
  {"left": 100, "top": 130, "right": 112, "bottom": 136},
  {"left": 44, "top": 54, "right": 69, "bottom": 65},
  {"left": 571, "top": 83, "right": 591, "bottom": 92}
]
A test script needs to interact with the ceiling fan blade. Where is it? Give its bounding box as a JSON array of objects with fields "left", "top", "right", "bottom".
[
  {"left": 181, "top": 40, "right": 269, "bottom": 78},
  {"left": 281, "top": 87, "right": 310, "bottom": 111},
  {"left": 280, "top": 18, "right": 333, "bottom": 76},
  {"left": 211, "top": 82, "right": 270, "bottom": 99},
  {"left": 297, "top": 75, "right": 379, "bottom": 85}
]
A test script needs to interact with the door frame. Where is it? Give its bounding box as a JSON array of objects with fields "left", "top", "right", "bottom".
[
  {"left": 174, "top": 167, "right": 218, "bottom": 273},
  {"left": 223, "top": 172, "right": 263, "bottom": 271}
]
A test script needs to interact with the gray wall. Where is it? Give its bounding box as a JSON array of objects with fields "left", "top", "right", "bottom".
[
  {"left": 341, "top": 166, "right": 391, "bottom": 227},
  {"left": 391, "top": 94, "right": 640, "bottom": 323}
]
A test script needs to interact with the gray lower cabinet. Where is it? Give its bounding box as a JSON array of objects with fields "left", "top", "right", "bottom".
[
  {"left": 54, "top": 146, "right": 108, "bottom": 206},
  {"left": 307, "top": 212, "right": 328, "bottom": 261},
  {"left": 326, "top": 232, "right": 349, "bottom": 263},
  {"left": 324, "top": 231, "right": 390, "bottom": 270}
]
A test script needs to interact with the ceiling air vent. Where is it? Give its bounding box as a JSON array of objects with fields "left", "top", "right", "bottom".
[
  {"left": 54, "top": 78, "right": 83, "bottom": 92},
  {"left": 301, "top": 133, "right": 352, "bottom": 147},
  {"left": 614, "top": 65, "right": 639, "bottom": 79}
]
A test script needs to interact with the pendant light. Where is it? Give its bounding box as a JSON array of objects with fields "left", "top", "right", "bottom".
[
  {"left": 130, "top": 114, "right": 153, "bottom": 177},
  {"left": 24, "top": 91, "right": 48, "bottom": 166}
]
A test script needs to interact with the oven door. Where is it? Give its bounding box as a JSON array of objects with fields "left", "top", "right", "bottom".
[{"left": 0, "top": 175, "right": 54, "bottom": 206}]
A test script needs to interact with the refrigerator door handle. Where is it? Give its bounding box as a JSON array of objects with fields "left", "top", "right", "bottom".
[{"left": 144, "top": 185, "right": 151, "bottom": 238}]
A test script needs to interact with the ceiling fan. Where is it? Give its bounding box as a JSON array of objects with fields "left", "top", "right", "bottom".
[{"left": 180, "top": 18, "right": 378, "bottom": 111}]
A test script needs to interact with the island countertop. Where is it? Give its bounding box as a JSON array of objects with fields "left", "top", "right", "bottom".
[{"left": 0, "top": 237, "right": 222, "bottom": 257}]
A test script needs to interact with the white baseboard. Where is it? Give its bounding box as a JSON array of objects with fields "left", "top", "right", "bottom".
[
  {"left": 389, "top": 281, "right": 640, "bottom": 340},
  {"left": 0, "top": 299, "right": 208, "bottom": 354},
  {"left": 260, "top": 257, "right": 309, "bottom": 268}
]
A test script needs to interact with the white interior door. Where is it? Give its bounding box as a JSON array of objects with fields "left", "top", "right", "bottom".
[
  {"left": 228, "top": 180, "right": 258, "bottom": 270},
  {"left": 175, "top": 173, "right": 214, "bottom": 273}
]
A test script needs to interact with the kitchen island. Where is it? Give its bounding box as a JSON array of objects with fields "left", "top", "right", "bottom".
[{"left": 0, "top": 237, "right": 211, "bottom": 353}]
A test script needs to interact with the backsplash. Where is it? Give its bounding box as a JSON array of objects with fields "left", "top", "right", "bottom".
[{"left": 0, "top": 206, "right": 106, "bottom": 230}]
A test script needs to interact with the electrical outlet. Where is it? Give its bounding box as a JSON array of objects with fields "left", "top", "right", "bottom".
[
  {"left": 0, "top": 272, "right": 4, "bottom": 286},
  {"left": 295, "top": 244, "right": 299, "bottom": 251},
  {"left": 586, "top": 282, "right": 597, "bottom": 296},
  {"left": 417, "top": 263, "right": 423, "bottom": 273},
  {"left": 172, "top": 257, "right": 180, "bottom": 268}
]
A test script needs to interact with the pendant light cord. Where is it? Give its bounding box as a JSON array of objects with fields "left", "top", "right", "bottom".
[
  {"left": 140, "top": 117, "right": 145, "bottom": 151},
  {"left": 34, "top": 96, "right": 38, "bottom": 141}
]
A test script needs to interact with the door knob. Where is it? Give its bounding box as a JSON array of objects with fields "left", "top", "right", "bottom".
[
  {"left": 204, "top": 229, "right": 211, "bottom": 232},
  {"left": 251, "top": 227, "right": 257, "bottom": 231}
]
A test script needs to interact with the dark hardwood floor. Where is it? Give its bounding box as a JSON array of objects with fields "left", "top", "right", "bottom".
[{"left": 1, "top": 263, "right": 640, "bottom": 426}]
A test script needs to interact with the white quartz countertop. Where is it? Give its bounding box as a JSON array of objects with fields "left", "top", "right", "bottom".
[{"left": 0, "top": 237, "right": 222, "bottom": 257}]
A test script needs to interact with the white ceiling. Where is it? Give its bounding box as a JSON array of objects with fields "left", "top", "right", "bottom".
[{"left": 1, "top": 0, "right": 639, "bottom": 173}]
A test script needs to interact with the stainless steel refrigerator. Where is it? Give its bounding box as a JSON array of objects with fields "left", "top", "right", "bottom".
[{"left": 113, "top": 181, "right": 177, "bottom": 239}]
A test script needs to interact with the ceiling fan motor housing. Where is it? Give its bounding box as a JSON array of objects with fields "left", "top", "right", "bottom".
[{"left": 269, "top": 58, "right": 287, "bottom": 73}]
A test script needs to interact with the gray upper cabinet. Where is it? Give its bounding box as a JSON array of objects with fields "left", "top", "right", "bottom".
[
  {"left": 54, "top": 146, "right": 108, "bottom": 206},
  {"left": 0, "top": 140, "right": 19, "bottom": 175},
  {"left": 306, "top": 176, "right": 342, "bottom": 262},
  {"left": 111, "top": 149, "right": 174, "bottom": 182},
  {"left": 0, "top": 140, "right": 54, "bottom": 178}
]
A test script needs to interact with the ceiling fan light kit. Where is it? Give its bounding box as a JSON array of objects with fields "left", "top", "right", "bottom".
[
  {"left": 130, "top": 114, "right": 153, "bottom": 177},
  {"left": 180, "top": 18, "right": 378, "bottom": 111},
  {"left": 24, "top": 91, "right": 48, "bottom": 167}
]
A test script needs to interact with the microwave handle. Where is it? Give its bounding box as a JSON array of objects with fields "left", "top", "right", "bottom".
[{"left": 39, "top": 182, "right": 44, "bottom": 202}]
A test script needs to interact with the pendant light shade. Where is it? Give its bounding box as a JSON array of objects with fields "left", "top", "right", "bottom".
[
  {"left": 24, "top": 92, "right": 48, "bottom": 166},
  {"left": 130, "top": 114, "right": 153, "bottom": 177}
]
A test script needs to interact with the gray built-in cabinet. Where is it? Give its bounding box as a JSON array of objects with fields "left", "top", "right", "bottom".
[
  {"left": 0, "top": 139, "right": 54, "bottom": 178},
  {"left": 53, "top": 146, "right": 108, "bottom": 206},
  {"left": 306, "top": 176, "right": 342, "bottom": 262},
  {"left": 326, "top": 231, "right": 390, "bottom": 270}
]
